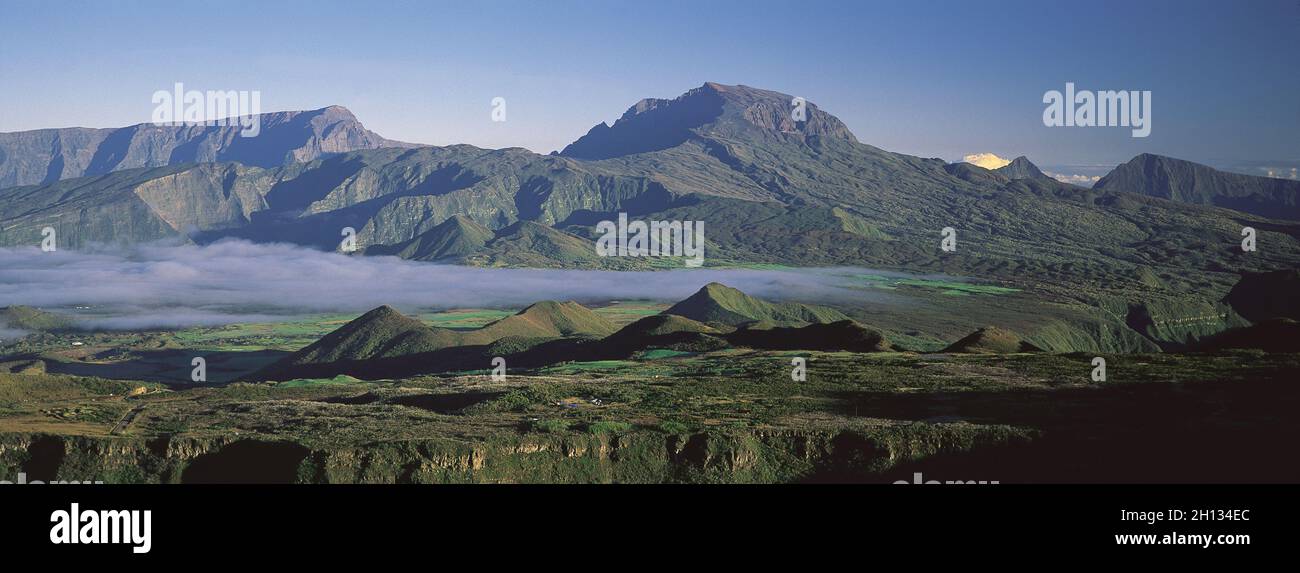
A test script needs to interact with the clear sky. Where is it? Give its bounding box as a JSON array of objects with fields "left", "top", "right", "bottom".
[{"left": 1, "top": 0, "right": 1296, "bottom": 174}]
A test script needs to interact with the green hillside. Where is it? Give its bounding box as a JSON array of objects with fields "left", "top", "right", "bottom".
[
  {"left": 664, "top": 282, "right": 849, "bottom": 327},
  {"left": 255, "top": 301, "right": 618, "bottom": 380},
  {"left": 462, "top": 300, "right": 618, "bottom": 343},
  {"left": 261, "top": 306, "right": 461, "bottom": 373},
  {"left": 364, "top": 214, "right": 494, "bottom": 260},
  {"left": 943, "top": 327, "right": 1041, "bottom": 354},
  {"left": 0, "top": 306, "right": 73, "bottom": 332}
]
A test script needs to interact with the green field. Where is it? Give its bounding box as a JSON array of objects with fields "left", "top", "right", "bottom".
[{"left": 851, "top": 273, "right": 1020, "bottom": 296}]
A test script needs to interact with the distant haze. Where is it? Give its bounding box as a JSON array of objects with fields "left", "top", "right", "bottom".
[{"left": 0, "top": 240, "right": 913, "bottom": 329}]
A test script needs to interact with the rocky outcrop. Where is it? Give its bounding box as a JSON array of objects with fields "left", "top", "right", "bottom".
[
  {"left": 560, "top": 82, "right": 856, "bottom": 160},
  {"left": 0, "top": 424, "right": 1032, "bottom": 484}
]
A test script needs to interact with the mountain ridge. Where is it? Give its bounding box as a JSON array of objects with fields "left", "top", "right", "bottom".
[
  {"left": 1093, "top": 153, "right": 1300, "bottom": 220},
  {"left": 2, "top": 82, "right": 1298, "bottom": 357},
  {"left": 0, "top": 105, "right": 415, "bottom": 187}
]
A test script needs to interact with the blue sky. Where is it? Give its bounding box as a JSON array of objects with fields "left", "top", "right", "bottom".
[{"left": 1, "top": 0, "right": 1296, "bottom": 175}]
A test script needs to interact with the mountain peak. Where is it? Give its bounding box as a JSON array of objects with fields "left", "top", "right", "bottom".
[
  {"left": 363, "top": 304, "right": 402, "bottom": 317},
  {"left": 316, "top": 105, "right": 357, "bottom": 120},
  {"left": 667, "top": 282, "right": 848, "bottom": 327},
  {"left": 994, "top": 156, "right": 1050, "bottom": 180},
  {"left": 943, "top": 326, "right": 1041, "bottom": 354},
  {"left": 251, "top": 304, "right": 465, "bottom": 380},
  {"left": 559, "top": 83, "right": 856, "bottom": 160},
  {"left": 468, "top": 300, "right": 617, "bottom": 341},
  {"left": 519, "top": 300, "right": 570, "bottom": 314}
]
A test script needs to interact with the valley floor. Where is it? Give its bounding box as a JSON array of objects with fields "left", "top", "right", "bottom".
[{"left": 2, "top": 349, "right": 1297, "bottom": 483}]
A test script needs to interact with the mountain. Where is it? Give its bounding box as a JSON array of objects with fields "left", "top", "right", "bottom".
[
  {"left": 599, "top": 314, "right": 729, "bottom": 356},
  {"left": 364, "top": 214, "right": 494, "bottom": 260},
  {"left": 559, "top": 82, "right": 856, "bottom": 160},
  {"left": 664, "top": 282, "right": 849, "bottom": 327},
  {"left": 3, "top": 83, "right": 1299, "bottom": 353},
  {"left": 942, "top": 326, "right": 1041, "bottom": 354},
  {"left": 268, "top": 305, "right": 460, "bottom": 369},
  {"left": 944, "top": 162, "right": 1009, "bottom": 185},
  {"left": 1223, "top": 269, "right": 1300, "bottom": 322},
  {"left": 0, "top": 106, "right": 413, "bottom": 187},
  {"left": 0, "top": 144, "right": 678, "bottom": 250},
  {"left": 994, "top": 156, "right": 1051, "bottom": 181},
  {"left": 1093, "top": 153, "right": 1300, "bottom": 220},
  {"left": 611, "top": 314, "right": 719, "bottom": 338}
]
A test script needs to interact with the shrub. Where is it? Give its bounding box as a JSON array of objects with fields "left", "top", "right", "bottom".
[
  {"left": 531, "top": 419, "right": 571, "bottom": 433},
  {"left": 587, "top": 421, "right": 633, "bottom": 435},
  {"left": 657, "top": 420, "right": 691, "bottom": 434}
]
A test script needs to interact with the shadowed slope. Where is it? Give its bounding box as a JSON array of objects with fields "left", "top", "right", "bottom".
[
  {"left": 1223, "top": 269, "right": 1300, "bottom": 322},
  {"left": 1191, "top": 319, "right": 1300, "bottom": 353},
  {"left": 728, "top": 320, "right": 891, "bottom": 352}
]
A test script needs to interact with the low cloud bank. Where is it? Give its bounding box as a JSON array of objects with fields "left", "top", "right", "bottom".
[
  {"left": 1045, "top": 171, "right": 1101, "bottom": 187},
  {"left": 0, "top": 240, "right": 920, "bottom": 329}
]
